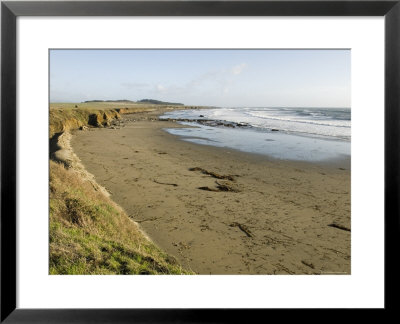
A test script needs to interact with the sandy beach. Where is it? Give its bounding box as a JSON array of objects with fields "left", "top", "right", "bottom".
[{"left": 70, "top": 109, "right": 351, "bottom": 274}]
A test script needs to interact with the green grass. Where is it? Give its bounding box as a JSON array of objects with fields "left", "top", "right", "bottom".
[{"left": 49, "top": 160, "right": 194, "bottom": 275}]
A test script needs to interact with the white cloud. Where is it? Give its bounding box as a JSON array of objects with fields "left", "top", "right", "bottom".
[
  {"left": 231, "top": 63, "right": 247, "bottom": 75},
  {"left": 156, "top": 84, "right": 166, "bottom": 93},
  {"left": 132, "top": 64, "right": 248, "bottom": 103},
  {"left": 121, "top": 82, "right": 149, "bottom": 89}
]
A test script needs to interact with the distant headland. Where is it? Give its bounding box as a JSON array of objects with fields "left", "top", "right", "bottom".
[{"left": 82, "top": 99, "right": 184, "bottom": 106}]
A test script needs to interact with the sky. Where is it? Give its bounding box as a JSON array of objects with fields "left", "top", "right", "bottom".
[{"left": 50, "top": 49, "right": 350, "bottom": 108}]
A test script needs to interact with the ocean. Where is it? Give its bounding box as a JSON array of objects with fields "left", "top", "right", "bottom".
[{"left": 160, "top": 107, "right": 351, "bottom": 163}]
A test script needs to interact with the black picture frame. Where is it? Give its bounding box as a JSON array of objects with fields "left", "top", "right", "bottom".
[{"left": 1, "top": 0, "right": 399, "bottom": 322}]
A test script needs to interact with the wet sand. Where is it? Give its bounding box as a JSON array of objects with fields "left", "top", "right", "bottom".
[{"left": 71, "top": 110, "right": 351, "bottom": 274}]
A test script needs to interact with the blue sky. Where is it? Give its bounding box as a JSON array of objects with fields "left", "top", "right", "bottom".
[{"left": 50, "top": 49, "right": 350, "bottom": 107}]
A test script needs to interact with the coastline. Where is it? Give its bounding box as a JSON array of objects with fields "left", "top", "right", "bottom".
[
  {"left": 70, "top": 108, "right": 351, "bottom": 274},
  {"left": 49, "top": 105, "right": 199, "bottom": 274}
]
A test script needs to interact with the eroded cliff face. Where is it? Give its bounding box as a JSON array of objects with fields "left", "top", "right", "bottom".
[
  {"left": 49, "top": 103, "right": 198, "bottom": 138},
  {"left": 49, "top": 107, "right": 194, "bottom": 275},
  {"left": 87, "top": 110, "right": 121, "bottom": 127},
  {"left": 50, "top": 109, "right": 119, "bottom": 137}
]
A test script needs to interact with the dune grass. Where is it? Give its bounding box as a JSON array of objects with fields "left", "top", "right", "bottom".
[{"left": 50, "top": 161, "right": 193, "bottom": 274}]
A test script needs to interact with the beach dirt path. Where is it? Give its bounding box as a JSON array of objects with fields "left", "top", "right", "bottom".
[{"left": 71, "top": 112, "right": 351, "bottom": 274}]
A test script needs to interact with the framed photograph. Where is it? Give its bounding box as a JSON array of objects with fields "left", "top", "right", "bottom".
[{"left": 1, "top": 0, "right": 399, "bottom": 321}]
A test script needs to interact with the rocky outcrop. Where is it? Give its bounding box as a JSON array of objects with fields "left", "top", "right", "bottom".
[{"left": 88, "top": 111, "right": 121, "bottom": 127}]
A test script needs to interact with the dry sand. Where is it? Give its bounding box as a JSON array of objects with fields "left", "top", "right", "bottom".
[{"left": 70, "top": 109, "right": 351, "bottom": 274}]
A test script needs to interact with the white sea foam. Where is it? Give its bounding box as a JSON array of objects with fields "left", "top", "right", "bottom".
[
  {"left": 163, "top": 107, "right": 351, "bottom": 140},
  {"left": 160, "top": 107, "right": 351, "bottom": 162}
]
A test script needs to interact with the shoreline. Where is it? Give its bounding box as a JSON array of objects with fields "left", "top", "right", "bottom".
[
  {"left": 146, "top": 107, "right": 351, "bottom": 169},
  {"left": 70, "top": 109, "right": 351, "bottom": 274},
  {"left": 162, "top": 126, "right": 350, "bottom": 168},
  {"left": 164, "top": 124, "right": 351, "bottom": 169}
]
